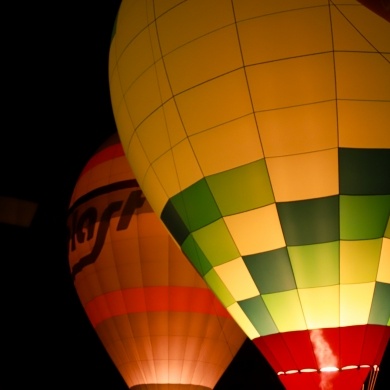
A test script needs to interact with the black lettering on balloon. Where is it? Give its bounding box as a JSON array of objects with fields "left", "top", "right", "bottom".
[
  {"left": 71, "top": 201, "right": 122, "bottom": 280},
  {"left": 117, "top": 189, "right": 145, "bottom": 231},
  {"left": 76, "top": 207, "right": 98, "bottom": 243},
  {"left": 70, "top": 189, "right": 145, "bottom": 280}
]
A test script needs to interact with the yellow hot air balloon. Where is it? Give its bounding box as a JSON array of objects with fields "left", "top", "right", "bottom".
[
  {"left": 67, "top": 133, "right": 246, "bottom": 389},
  {"left": 109, "top": 1, "right": 390, "bottom": 389}
]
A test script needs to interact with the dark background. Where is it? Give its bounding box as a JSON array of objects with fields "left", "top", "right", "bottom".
[{"left": 2, "top": 1, "right": 388, "bottom": 388}]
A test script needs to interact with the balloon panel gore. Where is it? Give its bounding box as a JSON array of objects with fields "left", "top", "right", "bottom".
[
  {"left": 253, "top": 324, "right": 390, "bottom": 389},
  {"left": 68, "top": 133, "right": 246, "bottom": 389}
]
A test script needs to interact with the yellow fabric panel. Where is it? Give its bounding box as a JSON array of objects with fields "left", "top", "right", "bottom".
[
  {"left": 233, "top": 0, "right": 327, "bottom": 21},
  {"left": 190, "top": 115, "right": 263, "bottom": 176},
  {"left": 136, "top": 109, "right": 177, "bottom": 164},
  {"left": 262, "top": 290, "right": 307, "bottom": 333},
  {"left": 164, "top": 25, "right": 242, "bottom": 95},
  {"left": 159, "top": 99, "right": 187, "bottom": 147},
  {"left": 335, "top": 52, "right": 390, "bottom": 101},
  {"left": 227, "top": 302, "right": 260, "bottom": 340},
  {"left": 124, "top": 64, "right": 166, "bottom": 129},
  {"left": 340, "top": 282, "right": 375, "bottom": 326},
  {"left": 332, "top": 2, "right": 390, "bottom": 53},
  {"left": 298, "top": 286, "right": 340, "bottom": 329},
  {"left": 141, "top": 166, "right": 170, "bottom": 216},
  {"left": 114, "top": 100, "right": 135, "bottom": 154},
  {"left": 154, "top": 58, "right": 174, "bottom": 105},
  {"left": 338, "top": 101, "right": 390, "bottom": 148},
  {"left": 267, "top": 148, "right": 339, "bottom": 202},
  {"left": 175, "top": 70, "right": 252, "bottom": 135},
  {"left": 214, "top": 258, "right": 259, "bottom": 301},
  {"left": 238, "top": 6, "right": 332, "bottom": 65},
  {"left": 152, "top": 150, "right": 182, "bottom": 196},
  {"left": 247, "top": 53, "right": 336, "bottom": 112},
  {"left": 154, "top": 0, "right": 184, "bottom": 18},
  {"left": 127, "top": 132, "right": 149, "bottom": 178},
  {"left": 378, "top": 238, "right": 390, "bottom": 283},
  {"left": 331, "top": 4, "right": 383, "bottom": 52},
  {"left": 257, "top": 101, "right": 338, "bottom": 158},
  {"left": 340, "top": 239, "right": 382, "bottom": 284},
  {"left": 116, "top": 28, "right": 157, "bottom": 97},
  {"left": 108, "top": 63, "right": 123, "bottom": 118},
  {"left": 157, "top": 0, "right": 234, "bottom": 55},
  {"left": 114, "top": 0, "right": 152, "bottom": 54},
  {"left": 172, "top": 139, "right": 203, "bottom": 191},
  {"left": 224, "top": 205, "right": 286, "bottom": 255}
]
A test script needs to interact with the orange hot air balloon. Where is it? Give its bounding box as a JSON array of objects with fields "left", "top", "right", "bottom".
[
  {"left": 67, "top": 133, "right": 246, "bottom": 389},
  {"left": 109, "top": 1, "right": 390, "bottom": 389}
]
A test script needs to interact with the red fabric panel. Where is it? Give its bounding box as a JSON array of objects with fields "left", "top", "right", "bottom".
[
  {"left": 339, "top": 325, "right": 366, "bottom": 367},
  {"left": 282, "top": 330, "right": 317, "bottom": 369},
  {"left": 360, "top": 324, "right": 390, "bottom": 365},
  {"left": 85, "top": 286, "right": 231, "bottom": 327},
  {"left": 80, "top": 142, "right": 124, "bottom": 176},
  {"left": 279, "top": 367, "right": 371, "bottom": 390},
  {"left": 253, "top": 333, "right": 297, "bottom": 372},
  {"left": 253, "top": 325, "right": 389, "bottom": 390},
  {"left": 279, "top": 370, "right": 320, "bottom": 390}
]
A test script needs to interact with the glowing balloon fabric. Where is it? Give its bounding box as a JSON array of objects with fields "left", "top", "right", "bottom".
[
  {"left": 67, "top": 134, "right": 246, "bottom": 389},
  {"left": 109, "top": 1, "right": 390, "bottom": 389}
]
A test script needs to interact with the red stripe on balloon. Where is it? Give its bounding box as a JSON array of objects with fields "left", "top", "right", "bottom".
[
  {"left": 80, "top": 143, "right": 125, "bottom": 176},
  {"left": 85, "top": 286, "right": 231, "bottom": 327}
]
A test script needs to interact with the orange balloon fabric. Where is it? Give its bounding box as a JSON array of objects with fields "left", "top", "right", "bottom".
[{"left": 67, "top": 134, "right": 246, "bottom": 389}]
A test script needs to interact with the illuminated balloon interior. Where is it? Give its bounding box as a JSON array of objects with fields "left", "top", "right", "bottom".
[
  {"left": 67, "top": 134, "right": 246, "bottom": 389},
  {"left": 109, "top": 1, "right": 390, "bottom": 389}
]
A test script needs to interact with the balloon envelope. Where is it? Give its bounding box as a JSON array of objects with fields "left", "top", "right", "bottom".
[
  {"left": 67, "top": 134, "right": 246, "bottom": 389},
  {"left": 109, "top": 1, "right": 390, "bottom": 389}
]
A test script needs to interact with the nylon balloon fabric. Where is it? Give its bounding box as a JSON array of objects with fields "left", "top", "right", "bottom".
[
  {"left": 67, "top": 133, "right": 246, "bottom": 389},
  {"left": 109, "top": 1, "right": 390, "bottom": 389}
]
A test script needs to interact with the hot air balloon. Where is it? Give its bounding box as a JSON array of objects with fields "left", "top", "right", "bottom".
[
  {"left": 67, "top": 133, "right": 246, "bottom": 389},
  {"left": 108, "top": 1, "right": 390, "bottom": 389}
]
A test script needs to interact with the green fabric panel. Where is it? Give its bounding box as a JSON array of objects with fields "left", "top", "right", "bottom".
[
  {"left": 288, "top": 241, "right": 340, "bottom": 288},
  {"left": 206, "top": 159, "right": 274, "bottom": 216},
  {"left": 340, "top": 195, "right": 390, "bottom": 240},
  {"left": 339, "top": 148, "right": 390, "bottom": 195},
  {"left": 204, "top": 269, "right": 235, "bottom": 307},
  {"left": 182, "top": 234, "right": 212, "bottom": 276},
  {"left": 239, "top": 296, "right": 278, "bottom": 336},
  {"left": 276, "top": 196, "right": 340, "bottom": 246},
  {"left": 161, "top": 199, "right": 190, "bottom": 245},
  {"left": 243, "top": 248, "right": 296, "bottom": 294},
  {"left": 192, "top": 219, "right": 240, "bottom": 266},
  {"left": 368, "top": 282, "right": 390, "bottom": 325},
  {"left": 340, "top": 239, "right": 382, "bottom": 284},
  {"left": 170, "top": 178, "right": 221, "bottom": 232},
  {"left": 262, "top": 290, "right": 306, "bottom": 332},
  {"left": 385, "top": 216, "right": 390, "bottom": 239}
]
